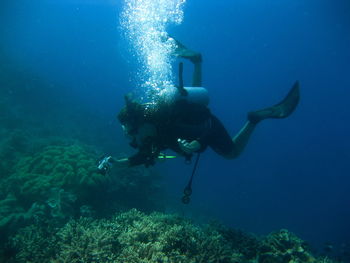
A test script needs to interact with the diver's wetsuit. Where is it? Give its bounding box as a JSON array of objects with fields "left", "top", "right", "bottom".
[{"left": 128, "top": 100, "right": 234, "bottom": 167}]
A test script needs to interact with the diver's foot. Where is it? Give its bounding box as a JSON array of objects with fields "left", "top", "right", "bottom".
[
  {"left": 247, "top": 81, "right": 300, "bottom": 124},
  {"left": 171, "top": 37, "right": 202, "bottom": 63},
  {"left": 174, "top": 47, "right": 202, "bottom": 63}
]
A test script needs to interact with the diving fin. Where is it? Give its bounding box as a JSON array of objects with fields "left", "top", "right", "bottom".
[{"left": 248, "top": 81, "right": 300, "bottom": 124}]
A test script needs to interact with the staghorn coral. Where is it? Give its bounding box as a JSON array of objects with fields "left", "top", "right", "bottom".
[
  {"left": 258, "top": 229, "right": 316, "bottom": 263},
  {"left": 208, "top": 220, "right": 260, "bottom": 260},
  {"left": 10, "top": 209, "right": 243, "bottom": 263},
  {"left": 8, "top": 216, "right": 120, "bottom": 263},
  {"left": 7, "top": 209, "right": 342, "bottom": 263},
  {"left": 113, "top": 209, "right": 243, "bottom": 263},
  {"left": 0, "top": 193, "right": 45, "bottom": 243},
  {"left": 8, "top": 219, "right": 58, "bottom": 263},
  {"left": 53, "top": 217, "right": 121, "bottom": 263}
]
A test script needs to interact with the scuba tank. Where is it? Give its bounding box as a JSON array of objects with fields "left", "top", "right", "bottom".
[
  {"left": 159, "top": 86, "right": 209, "bottom": 106},
  {"left": 159, "top": 62, "right": 209, "bottom": 106}
]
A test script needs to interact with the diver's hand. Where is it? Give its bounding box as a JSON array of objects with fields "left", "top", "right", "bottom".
[{"left": 178, "top": 139, "right": 201, "bottom": 154}]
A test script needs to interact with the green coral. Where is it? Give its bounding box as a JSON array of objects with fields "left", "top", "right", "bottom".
[
  {"left": 8, "top": 219, "right": 58, "bottom": 263},
  {"left": 8, "top": 144, "right": 102, "bottom": 205},
  {"left": 0, "top": 193, "right": 45, "bottom": 246},
  {"left": 0, "top": 143, "right": 102, "bottom": 238},
  {"left": 0, "top": 141, "right": 163, "bottom": 244},
  {"left": 208, "top": 221, "right": 260, "bottom": 260},
  {"left": 0, "top": 129, "right": 29, "bottom": 183},
  {"left": 10, "top": 209, "right": 243, "bottom": 263},
  {"left": 6, "top": 209, "right": 342, "bottom": 263},
  {"left": 113, "top": 209, "right": 242, "bottom": 263},
  {"left": 4, "top": 143, "right": 161, "bottom": 214},
  {"left": 258, "top": 229, "right": 315, "bottom": 263}
]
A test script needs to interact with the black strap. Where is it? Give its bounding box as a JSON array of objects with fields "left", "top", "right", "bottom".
[
  {"left": 177, "top": 62, "right": 188, "bottom": 96},
  {"left": 182, "top": 153, "right": 200, "bottom": 204}
]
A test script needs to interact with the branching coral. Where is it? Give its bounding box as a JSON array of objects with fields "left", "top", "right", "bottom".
[
  {"left": 53, "top": 217, "right": 121, "bottom": 263},
  {"left": 0, "top": 193, "right": 45, "bottom": 242},
  {"left": 207, "top": 221, "right": 260, "bottom": 260},
  {"left": 113, "top": 209, "right": 243, "bottom": 263},
  {"left": 10, "top": 209, "right": 243, "bottom": 263},
  {"left": 9, "top": 220, "right": 58, "bottom": 263},
  {"left": 258, "top": 229, "right": 316, "bottom": 263},
  {"left": 8, "top": 217, "right": 120, "bottom": 263},
  {"left": 8, "top": 209, "right": 343, "bottom": 263}
]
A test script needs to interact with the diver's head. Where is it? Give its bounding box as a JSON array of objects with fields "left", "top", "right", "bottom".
[{"left": 117, "top": 94, "right": 146, "bottom": 136}]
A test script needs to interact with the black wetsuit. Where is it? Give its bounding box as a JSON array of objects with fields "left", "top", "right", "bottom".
[{"left": 128, "top": 100, "right": 234, "bottom": 167}]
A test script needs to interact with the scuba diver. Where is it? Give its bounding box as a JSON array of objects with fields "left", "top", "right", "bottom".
[{"left": 98, "top": 38, "right": 300, "bottom": 172}]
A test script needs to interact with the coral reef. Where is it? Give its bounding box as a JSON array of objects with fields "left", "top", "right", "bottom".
[
  {"left": 0, "top": 193, "right": 46, "bottom": 247},
  {"left": 6, "top": 209, "right": 341, "bottom": 263},
  {"left": 4, "top": 144, "right": 102, "bottom": 210},
  {"left": 6, "top": 219, "right": 58, "bottom": 263},
  {"left": 0, "top": 142, "right": 162, "bottom": 243},
  {"left": 0, "top": 130, "right": 29, "bottom": 181},
  {"left": 258, "top": 229, "right": 315, "bottom": 263},
  {"left": 8, "top": 209, "right": 243, "bottom": 263},
  {"left": 208, "top": 221, "right": 260, "bottom": 260},
  {"left": 113, "top": 209, "right": 243, "bottom": 263},
  {"left": 9, "top": 217, "right": 119, "bottom": 263}
]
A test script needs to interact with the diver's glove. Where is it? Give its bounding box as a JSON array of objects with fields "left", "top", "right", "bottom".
[{"left": 178, "top": 139, "right": 201, "bottom": 154}]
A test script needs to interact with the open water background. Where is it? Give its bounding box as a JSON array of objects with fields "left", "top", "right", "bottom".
[{"left": 1, "top": 0, "right": 349, "bottom": 256}]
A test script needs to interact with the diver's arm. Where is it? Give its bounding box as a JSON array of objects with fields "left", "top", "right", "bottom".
[
  {"left": 114, "top": 158, "right": 131, "bottom": 168},
  {"left": 97, "top": 156, "right": 130, "bottom": 174},
  {"left": 97, "top": 154, "right": 148, "bottom": 172},
  {"left": 128, "top": 149, "right": 157, "bottom": 167}
]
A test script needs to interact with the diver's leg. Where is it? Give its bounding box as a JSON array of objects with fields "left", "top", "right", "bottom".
[
  {"left": 225, "top": 81, "right": 300, "bottom": 159},
  {"left": 207, "top": 115, "right": 243, "bottom": 159},
  {"left": 206, "top": 118, "right": 257, "bottom": 160},
  {"left": 171, "top": 37, "right": 202, "bottom": 87},
  {"left": 224, "top": 121, "right": 256, "bottom": 159}
]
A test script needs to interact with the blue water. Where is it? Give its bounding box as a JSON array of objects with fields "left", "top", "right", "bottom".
[{"left": 1, "top": 0, "right": 349, "bottom": 255}]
